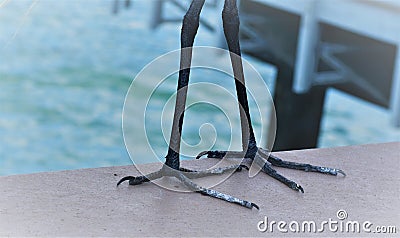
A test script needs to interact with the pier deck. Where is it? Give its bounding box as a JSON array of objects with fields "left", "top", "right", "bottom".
[{"left": 1, "top": 142, "right": 399, "bottom": 236}]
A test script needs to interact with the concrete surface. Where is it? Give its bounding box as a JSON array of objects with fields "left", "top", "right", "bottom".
[{"left": 0, "top": 142, "right": 399, "bottom": 236}]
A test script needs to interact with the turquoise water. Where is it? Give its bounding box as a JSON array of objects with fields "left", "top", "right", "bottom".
[{"left": 1, "top": 0, "right": 399, "bottom": 176}]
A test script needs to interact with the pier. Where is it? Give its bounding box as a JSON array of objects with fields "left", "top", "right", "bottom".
[
  {"left": 145, "top": 0, "right": 400, "bottom": 150},
  {"left": 239, "top": 0, "right": 400, "bottom": 150},
  {"left": 1, "top": 142, "right": 398, "bottom": 236}
]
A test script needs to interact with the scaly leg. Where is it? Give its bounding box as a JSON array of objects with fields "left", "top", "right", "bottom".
[
  {"left": 118, "top": 0, "right": 258, "bottom": 209},
  {"left": 196, "top": 0, "right": 344, "bottom": 191}
]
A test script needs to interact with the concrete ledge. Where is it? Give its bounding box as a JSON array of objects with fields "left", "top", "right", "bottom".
[{"left": 1, "top": 142, "right": 399, "bottom": 236}]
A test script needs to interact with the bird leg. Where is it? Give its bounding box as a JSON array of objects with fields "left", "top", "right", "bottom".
[
  {"left": 118, "top": 0, "right": 258, "bottom": 210},
  {"left": 196, "top": 0, "right": 345, "bottom": 193}
]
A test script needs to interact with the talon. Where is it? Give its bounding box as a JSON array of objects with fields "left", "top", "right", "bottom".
[
  {"left": 196, "top": 151, "right": 209, "bottom": 159},
  {"left": 235, "top": 165, "right": 249, "bottom": 172},
  {"left": 297, "top": 185, "right": 304, "bottom": 193},
  {"left": 324, "top": 167, "right": 346, "bottom": 176},
  {"left": 117, "top": 176, "right": 149, "bottom": 186},
  {"left": 336, "top": 169, "right": 346, "bottom": 177},
  {"left": 117, "top": 176, "right": 134, "bottom": 186},
  {"left": 251, "top": 203, "right": 260, "bottom": 210},
  {"left": 291, "top": 183, "right": 304, "bottom": 193},
  {"left": 235, "top": 165, "right": 246, "bottom": 172}
]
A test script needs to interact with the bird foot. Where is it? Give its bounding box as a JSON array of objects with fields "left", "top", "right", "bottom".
[
  {"left": 117, "top": 164, "right": 259, "bottom": 209},
  {"left": 196, "top": 147, "right": 345, "bottom": 193}
]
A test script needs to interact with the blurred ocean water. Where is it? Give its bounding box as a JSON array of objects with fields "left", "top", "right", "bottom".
[{"left": 0, "top": 0, "right": 399, "bottom": 176}]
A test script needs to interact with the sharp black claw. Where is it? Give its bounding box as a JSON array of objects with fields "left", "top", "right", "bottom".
[
  {"left": 235, "top": 164, "right": 249, "bottom": 172},
  {"left": 291, "top": 183, "right": 304, "bottom": 193},
  {"left": 336, "top": 169, "right": 346, "bottom": 176},
  {"left": 196, "top": 151, "right": 208, "bottom": 159},
  {"left": 117, "top": 176, "right": 134, "bottom": 186},
  {"left": 251, "top": 203, "right": 260, "bottom": 210}
]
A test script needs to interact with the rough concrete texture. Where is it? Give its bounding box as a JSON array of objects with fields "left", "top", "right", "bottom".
[{"left": 0, "top": 142, "right": 399, "bottom": 236}]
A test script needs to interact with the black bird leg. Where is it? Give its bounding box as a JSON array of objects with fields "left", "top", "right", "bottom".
[
  {"left": 222, "top": 0, "right": 258, "bottom": 159},
  {"left": 196, "top": 0, "right": 345, "bottom": 192},
  {"left": 118, "top": 0, "right": 258, "bottom": 210}
]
